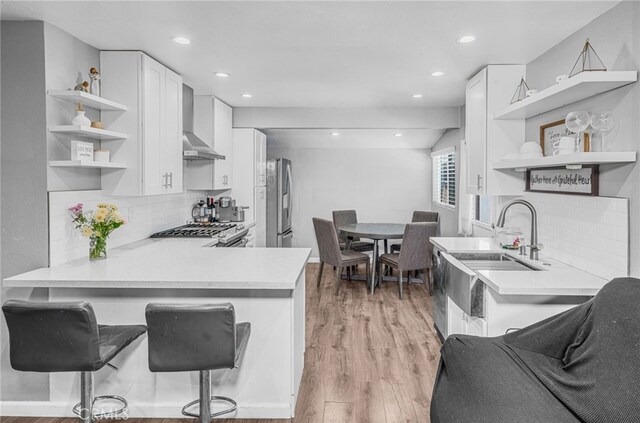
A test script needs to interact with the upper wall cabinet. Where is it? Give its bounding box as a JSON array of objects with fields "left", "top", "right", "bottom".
[
  {"left": 100, "top": 51, "right": 183, "bottom": 196},
  {"left": 185, "top": 96, "right": 233, "bottom": 191},
  {"left": 465, "top": 65, "right": 525, "bottom": 196}
]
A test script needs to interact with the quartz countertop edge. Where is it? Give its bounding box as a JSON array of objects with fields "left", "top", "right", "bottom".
[
  {"left": 430, "top": 237, "right": 608, "bottom": 296},
  {"left": 3, "top": 238, "right": 311, "bottom": 290}
]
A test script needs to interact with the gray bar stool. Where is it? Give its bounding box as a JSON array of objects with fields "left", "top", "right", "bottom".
[
  {"left": 2, "top": 300, "right": 147, "bottom": 423},
  {"left": 145, "top": 303, "right": 251, "bottom": 422}
]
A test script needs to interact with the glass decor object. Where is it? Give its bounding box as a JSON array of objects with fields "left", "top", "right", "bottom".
[
  {"left": 565, "top": 111, "right": 592, "bottom": 152},
  {"left": 590, "top": 111, "right": 617, "bottom": 152},
  {"left": 69, "top": 203, "right": 126, "bottom": 261},
  {"left": 89, "top": 235, "right": 107, "bottom": 261},
  {"left": 510, "top": 77, "right": 531, "bottom": 104},
  {"left": 569, "top": 38, "right": 607, "bottom": 78}
]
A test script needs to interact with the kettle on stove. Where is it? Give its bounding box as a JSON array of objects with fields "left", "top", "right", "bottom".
[{"left": 192, "top": 200, "right": 211, "bottom": 223}]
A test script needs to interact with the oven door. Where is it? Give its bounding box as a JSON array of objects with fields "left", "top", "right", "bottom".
[
  {"left": 219, "top": 237, "right": 249, "bottom": 248},
  {"left": 216, "top": 228, "right": 250, "bottom": 248}
]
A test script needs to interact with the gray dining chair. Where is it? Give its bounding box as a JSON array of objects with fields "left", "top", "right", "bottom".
[
  {"left": 390, "top": 211, "right": 440, "bottom": 252},
  {"left": 378, "top": 222, "right": 438, "bottom": 299},
  {"left": 313, "top": 217, "right": 370, "bottom": 295},
  {"left": 332, "top": 210, "right": 374, "bottom": 253}
]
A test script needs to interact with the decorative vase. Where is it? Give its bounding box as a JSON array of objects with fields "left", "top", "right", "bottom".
[
  {"left": 89, "top": 236, "right": 107, "bottom": 261},
  {"left": 72, "top": 110, "right": 92, "bottom": 126}
]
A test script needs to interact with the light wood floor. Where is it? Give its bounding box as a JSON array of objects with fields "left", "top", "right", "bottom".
[{"left": 2, "top": 263, "right": 441, "bottom": 423}]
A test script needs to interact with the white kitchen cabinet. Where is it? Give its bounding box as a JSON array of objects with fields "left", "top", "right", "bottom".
[
  {"left": 254, "top": 186, "right": 267, "bottom": 247},
  {"left": 100, "top": 51, "right": 183, "bottom": 196},
  {"left": 213, "top": 98, "right": 233, "bottom": 189},
  {"left": 185, "top": 96, "right": 233, "bottom": 190},
  {"left": 231, "top": 129, "right": 267, "bottom": 246},
  {"left": 447, "top": 296, "right": 487, "bottom": 337},
  {"left": 465, "top": 65, "right": 525, "bottom": 196},
  {"left": 255, "top": 131, "right": 267, "bottom": 187}
]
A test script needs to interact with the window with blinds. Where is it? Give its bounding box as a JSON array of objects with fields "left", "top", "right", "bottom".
[{"left": 431, "top": 147, "right": 456, "bottom": 208}]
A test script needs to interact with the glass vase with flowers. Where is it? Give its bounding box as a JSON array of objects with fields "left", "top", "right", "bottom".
[{"left": 69, "top": 203, "right": 126, "bottom": 261}]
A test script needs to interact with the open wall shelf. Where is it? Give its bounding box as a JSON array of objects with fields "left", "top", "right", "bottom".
[
  {"left": 48, "top": 125, "right": 127, "bottom": 141},
  {"left": 49, "top": 160, "right": 127, "bottom": 169},
  {"left": 494, "top": 71, "right": 638, "bottom": 120},
  {"left": 48, "top": 90, "right": 128, "bottom": 111},
  {"left": 493, "top": 151, "right": 636, "bottom": 171}
]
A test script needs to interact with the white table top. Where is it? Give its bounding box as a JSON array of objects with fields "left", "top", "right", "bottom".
[
  {"left": 3, "top": 238, "right": 311, "bottom": 290},
  {"left": 430, "top": 237, "right": 608, "bottom": 296}
]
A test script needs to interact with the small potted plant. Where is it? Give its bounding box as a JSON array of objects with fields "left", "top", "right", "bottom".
[{"left": 69, "top": 203, "right": 125, "bottom": 261}]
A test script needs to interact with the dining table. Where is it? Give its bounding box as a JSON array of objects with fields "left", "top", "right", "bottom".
[{"left": 339, "top": 223, "right": 406, "bottom": 294}]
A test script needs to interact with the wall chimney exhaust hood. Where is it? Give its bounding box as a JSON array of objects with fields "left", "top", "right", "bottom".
[{"left": 182, "top": 84, "right": 225, "bottom": 161}]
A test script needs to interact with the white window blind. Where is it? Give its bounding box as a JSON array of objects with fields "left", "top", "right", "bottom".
[{"left": 431, "top": 147, "right": 456, "bottom": 208}]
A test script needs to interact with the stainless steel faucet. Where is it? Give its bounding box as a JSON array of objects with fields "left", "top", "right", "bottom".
[{"left": 496, "top": 199, "right": 540, "bottom": 260}]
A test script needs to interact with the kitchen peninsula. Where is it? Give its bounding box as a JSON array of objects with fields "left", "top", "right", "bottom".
[{"left": 3, "top": 241, "right": 310, "bottom": 419}]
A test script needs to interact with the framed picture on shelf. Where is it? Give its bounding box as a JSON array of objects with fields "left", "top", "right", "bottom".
[{"left": 540, "top": 119, "right": 590, "bottom": 156}]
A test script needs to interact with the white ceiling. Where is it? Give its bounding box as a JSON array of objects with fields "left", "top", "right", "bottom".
[
  {"left": 265, "top": 128, "right": 445, "bottom": 149},
  {"left": 1, "top": 1, "right": 620, "bottom": 108}
]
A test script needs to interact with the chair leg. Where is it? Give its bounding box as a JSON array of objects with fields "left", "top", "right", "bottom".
[
  {"left": 80, "top": 371, "right": 93, "bottom": 423},
  {"left": 199, "top": 370, "right": 211, "bottom": 423},
  {"left": 335, "top": 267, "right": 342, "bottom": 295},
  {"left": 347, "top": 267, "right": 352, "bottom": 281},
  {"left": 316, "top": 262, "right": 325, "bottom": 287},
  {"left": 427, "top": 268, "right": 433, "bottom": 296},
  {"left": 398, "top": 272, "right": 403, "bottom": 300},
  {"left": 366, "top": 260, "right": 370, "bottom": 282}
]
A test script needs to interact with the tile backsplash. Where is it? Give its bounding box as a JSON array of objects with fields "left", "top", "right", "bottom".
[
  {"left": 49, "top": 190, "right": 205, "bottom": 265},
  {"left": 499, "top": 192, "right": 629, "bottom": 280}
]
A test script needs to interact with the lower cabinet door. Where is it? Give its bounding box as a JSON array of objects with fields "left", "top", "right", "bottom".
[{"left": 447, "top": 296, "right": 466, "bottom": 337}]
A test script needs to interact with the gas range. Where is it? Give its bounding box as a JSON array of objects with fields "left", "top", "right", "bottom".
[{"left": 150, "top": 222, "right": 249, "bottom": 247}]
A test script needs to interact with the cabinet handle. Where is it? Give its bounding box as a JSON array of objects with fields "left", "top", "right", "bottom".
[
  {"left": 168, "top": 172, "right": 173, "bottom": 188},
  {"left": 477, "top": 174, "right": 483, "bottom": 189},
  {"left": 161, "top": 173, "right": 168, "bottom": 188}
]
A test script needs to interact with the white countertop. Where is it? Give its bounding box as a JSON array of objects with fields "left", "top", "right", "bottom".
[
  {"left": 430, "top": 237, "right": 607, "bottom": 296},
  {"left": 3, "top": 238, "right": 311, "bottom": 290}
]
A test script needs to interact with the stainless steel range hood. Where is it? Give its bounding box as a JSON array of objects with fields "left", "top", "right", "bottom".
[{"left": 182, "top": 84, "right": 225, "bottom": 161}]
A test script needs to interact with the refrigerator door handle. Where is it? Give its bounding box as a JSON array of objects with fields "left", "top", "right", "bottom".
[{"left": 285, "top": 164, "right": 293, "bottom": 230}]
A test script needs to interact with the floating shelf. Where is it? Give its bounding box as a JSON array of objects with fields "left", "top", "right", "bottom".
[
  {"left": 48, "top": 125, "right": 127, "bottom": 141},
  {"left": 493, "top": 152, "right": 637, "bottom": 171},
  {"left": 48, "top": 90, "right": 127, "bottom": 111},
  {"left": 494, "top": 71, "right": 638, "bottom": 120},
  {"left": 49, "top": 160, "right": 127, "bottom": 169}
]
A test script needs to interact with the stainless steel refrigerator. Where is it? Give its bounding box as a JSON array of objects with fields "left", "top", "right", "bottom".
[{"left": 266, "top": 158, "right": 293, "bottom": 247}]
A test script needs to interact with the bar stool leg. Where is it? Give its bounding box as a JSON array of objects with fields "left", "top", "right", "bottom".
[
  {"left": 80, "top": 372, "right": 93, "bottom": 423},
  {"left": 199, "top": 370, "right": 211, "bottom": 423}
]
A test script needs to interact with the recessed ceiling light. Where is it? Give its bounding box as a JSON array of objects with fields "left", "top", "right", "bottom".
[
  {"left": 458, "top": 35, "right": 476, "bottom": 44},
  {"left": 215, "top": 72, "right": 230, "bottom": 78},
  {"left": 330, "top": 132, "right": 340, "bottom": 136},
  {"left": 431, "top": 71, "right": 445, "bottom": 77},
  {"left": 172, "top": 36, "right": 191, "bottom": 45},
  {"left": 394, "top": 133, "right": 403, "bottom": 137},
  {"left": 412, "top": 94, "right": 423, "bottom": 98},
  {"left": 242, "top": 94, "right": 252, "bottom": 98}
]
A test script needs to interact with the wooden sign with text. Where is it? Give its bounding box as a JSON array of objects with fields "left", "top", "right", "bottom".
[{"left": 526, "top": 165, "right": 599, "bottom": 196}]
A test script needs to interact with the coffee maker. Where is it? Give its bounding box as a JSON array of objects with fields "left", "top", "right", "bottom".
[{"left": 215, "top": 197, "right": 247, "bottom": 222}]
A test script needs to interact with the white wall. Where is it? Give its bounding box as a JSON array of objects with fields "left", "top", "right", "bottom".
[
  {"left": 267, "top": 145, "right": 432, "bottom": 259},
  {"left": 1, "top": 20, "right": 50, "bottom": 402},
  {"left": 523, "top": 1, "right": 639, "bottom": 276}
]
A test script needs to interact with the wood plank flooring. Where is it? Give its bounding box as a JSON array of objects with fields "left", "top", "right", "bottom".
[{"left": 1, "top": 263, "right": 441, "bottom": 423}]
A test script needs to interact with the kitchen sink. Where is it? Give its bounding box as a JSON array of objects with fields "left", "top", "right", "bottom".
[{"left": 452, "top": 253, "right": 541, "bottom": 271}]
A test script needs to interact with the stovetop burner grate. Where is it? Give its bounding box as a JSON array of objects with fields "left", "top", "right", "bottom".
[{"left": 150, "top": 222, "right": 237, "bottom": 238}]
